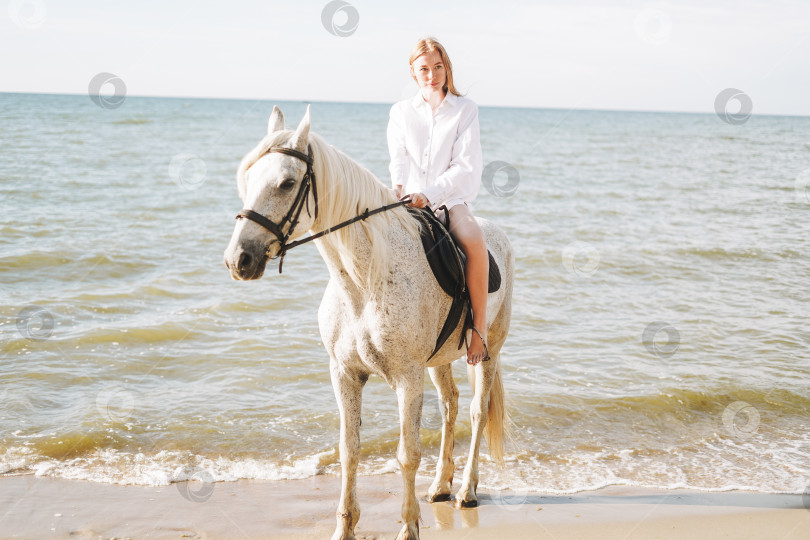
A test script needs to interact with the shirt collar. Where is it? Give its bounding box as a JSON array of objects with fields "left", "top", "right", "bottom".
[{"left": 411, "top": 90, "right": 458, "bottom": 110}]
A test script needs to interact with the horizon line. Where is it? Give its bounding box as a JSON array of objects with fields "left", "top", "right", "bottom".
[{"left": 2, "top": 90, "right": 808, "bottom": 120}]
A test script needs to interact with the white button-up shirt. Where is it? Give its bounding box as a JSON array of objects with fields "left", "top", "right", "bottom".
[{"left": 387, "top": 91, "right": 483, "bottom": 210}]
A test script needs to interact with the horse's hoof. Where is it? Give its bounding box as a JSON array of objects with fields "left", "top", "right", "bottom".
[
  {"left": 456, "top": 498, "right": 478, "bottom": 508},
  {"left": 427, "top": 492, "right": 452, "bottom": 503},
  {"left": 394, "top": 522, "right": 419, "bottom": 540}
]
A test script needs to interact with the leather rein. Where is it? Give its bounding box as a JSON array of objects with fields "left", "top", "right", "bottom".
[{"left": 235, "top": 145, "right": 410, "bottom": 273}]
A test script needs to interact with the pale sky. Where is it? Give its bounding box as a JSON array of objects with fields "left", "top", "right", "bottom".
[{"left": 2, "top": 0, "right": 809, "bottom": 115}]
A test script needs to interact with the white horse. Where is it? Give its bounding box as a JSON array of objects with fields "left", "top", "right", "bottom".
[{"left": 223, "top": 105, "right": 514, "bottom": 540}]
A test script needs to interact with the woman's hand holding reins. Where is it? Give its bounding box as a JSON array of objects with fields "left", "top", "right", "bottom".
[{"left": 402, "top": 192, "right": 429, "bottom": 209}]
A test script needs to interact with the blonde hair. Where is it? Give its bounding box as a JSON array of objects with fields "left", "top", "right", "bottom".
[{"left": 409, "top": 37, "right": 461, "bottom": 97}]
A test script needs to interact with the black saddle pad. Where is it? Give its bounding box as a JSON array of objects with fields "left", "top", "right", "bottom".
[
  {"left": 407, "top": 206, "right": 501, "bottom": 296},
  {"left": 406, "top": 206, "right": 501, "bottom": 360}
]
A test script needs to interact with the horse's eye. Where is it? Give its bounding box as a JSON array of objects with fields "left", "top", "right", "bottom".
[{"left": 280, "top": 178, "right": 296, "bottom": 190}]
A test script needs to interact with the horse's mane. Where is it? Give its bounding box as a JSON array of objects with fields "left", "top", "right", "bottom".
[{"left": 237, "top": 129, "right": 421, "bottom": 292}]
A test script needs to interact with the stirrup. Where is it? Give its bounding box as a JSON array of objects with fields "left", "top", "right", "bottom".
[{"left": 466, "top": 326, "right": 490, "bottom": 365}]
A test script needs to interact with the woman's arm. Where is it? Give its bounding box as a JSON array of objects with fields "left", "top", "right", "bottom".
[{"left": 387, "top": 104, "right": 410, "bottom": 194}]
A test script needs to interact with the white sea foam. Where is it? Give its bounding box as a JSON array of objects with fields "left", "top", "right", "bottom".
[{"left": 2, "top": 439, "right": 807, "bottom": 495}]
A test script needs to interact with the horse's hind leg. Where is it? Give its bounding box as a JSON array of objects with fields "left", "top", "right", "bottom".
[
  {"left": 455, "top": 352, "right": 497, "bottom": 508},
  {"left": 394, "top": 376, "right": 424, "bottom": 540},
  {"left": 330, "top": 360, "right": 366, "bottom": 540},
  {"left": 427, "top": 364, "right": 458, "bottom": 502}
]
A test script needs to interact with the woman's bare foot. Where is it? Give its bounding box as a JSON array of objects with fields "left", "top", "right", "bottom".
[{"left": 467, "top": 326, "right": 489, "bottom": 365}]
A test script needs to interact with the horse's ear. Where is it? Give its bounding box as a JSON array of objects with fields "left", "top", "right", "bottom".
[
  {"left": 289, "top": 105, "right": 310, "bottom": 153},
  {"left": 268, "top": 105, "right": 285, "bottom": 134}
]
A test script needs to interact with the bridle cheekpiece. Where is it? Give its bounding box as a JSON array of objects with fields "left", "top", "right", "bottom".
[
  {"left": 234, "top": 142, "right": 410, "bottom": 274},
  {"left": 235, "top": 144, "right": 318, "bottom": 273}
]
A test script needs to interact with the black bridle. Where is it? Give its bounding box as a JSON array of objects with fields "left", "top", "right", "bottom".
[{"left": 235, "top": 144, "right": 410, "bottom": 273}]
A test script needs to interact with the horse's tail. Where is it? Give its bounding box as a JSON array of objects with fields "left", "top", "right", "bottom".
[
  {"left": 467, "top": 356, "right": 510, "bottom": 466},
  {"left": 486, "top": 358, "right": 509, "bottom": 465}
]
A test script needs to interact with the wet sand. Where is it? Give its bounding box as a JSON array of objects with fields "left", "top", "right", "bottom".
[{"left": 1, "top": 473, "right": 808, "bottom": 539}]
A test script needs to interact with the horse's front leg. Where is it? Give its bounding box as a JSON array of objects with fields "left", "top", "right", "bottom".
[
  {"left": 395, "top": 376, "right": 424, "bottom": 540},
  {"left": 330, "top": 359, "right": 366, "bottom": 540},
  {"left": 456, "top": 358, "right": 495, "bottom": 507},
  {"left": 427, "top": 364, "right": 458, "bottom": 502}
]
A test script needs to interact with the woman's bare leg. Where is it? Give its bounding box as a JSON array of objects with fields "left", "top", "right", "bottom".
[{"left": 447, "top": 204, "right": 489, "bottom": 365}]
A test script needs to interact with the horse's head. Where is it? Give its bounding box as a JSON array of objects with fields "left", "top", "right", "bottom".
[{"left": 224, "top": 105, "right": 317, "bottom": 280}]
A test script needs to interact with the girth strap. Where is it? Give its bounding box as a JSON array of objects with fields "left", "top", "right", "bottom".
[{"left": 406, "top": 206, "right": 473, "bottom": 361}]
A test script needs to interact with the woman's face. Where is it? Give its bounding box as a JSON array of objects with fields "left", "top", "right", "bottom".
[{"left": 411, "top": 50, "right": 446, "bottom": 92}]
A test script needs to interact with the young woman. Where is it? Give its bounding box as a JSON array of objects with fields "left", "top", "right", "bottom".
[{"left": 387, "top": 37, "right": 490, "bottom": 366}]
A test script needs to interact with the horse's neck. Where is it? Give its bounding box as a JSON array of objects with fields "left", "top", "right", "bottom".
[
  {"left": 314, "top": 233, "right": 373, "bottom": 295},
  {"left": 309, "top": 145, "right": 413, "bottom": 301}
]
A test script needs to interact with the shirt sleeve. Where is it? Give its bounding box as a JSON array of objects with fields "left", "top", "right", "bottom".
[
  {"left": 387, "top": 104, "right": 410, "bottom": 188},
  {"left": 421, "top": 102, "right": 482, "bottom": 206}
]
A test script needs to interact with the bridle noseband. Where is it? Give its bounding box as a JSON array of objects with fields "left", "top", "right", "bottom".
[
  {"left": 235, "top": 143, "right": 410, "bottom": 274},
  {"left": 235, "top": 145, "right": 318, "bottom": 273}
]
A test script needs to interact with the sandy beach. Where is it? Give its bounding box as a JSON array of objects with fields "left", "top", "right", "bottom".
[{"left": 1, "top": 473, "right": 808, "bottom": 539}]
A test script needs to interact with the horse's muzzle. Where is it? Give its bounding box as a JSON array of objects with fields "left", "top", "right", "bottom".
[{"left": 224, "top": 242, "right": 269, "bottom": 281}]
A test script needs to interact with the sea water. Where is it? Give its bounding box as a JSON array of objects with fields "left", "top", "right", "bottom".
[{"left": 1, "top": 92, "right": 808, "bottom": 494}]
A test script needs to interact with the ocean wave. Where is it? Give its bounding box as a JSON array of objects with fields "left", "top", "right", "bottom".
[{"left": 4, "top": 440, "right": 807, "bottom": 495}]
